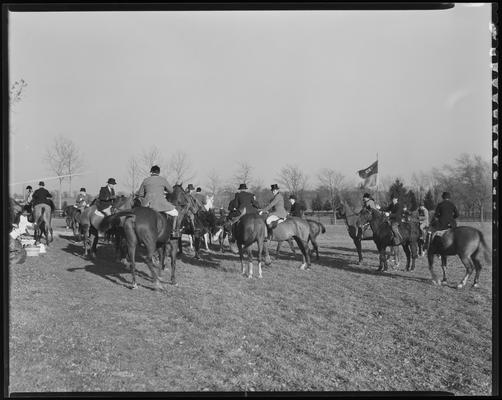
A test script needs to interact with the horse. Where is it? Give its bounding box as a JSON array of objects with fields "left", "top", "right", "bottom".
[
  {"left": 336, "top": 201, "right": 373, "bottom": 264},
  {"left": 100, "top": 206, "right": 178, "bottom": 290},
  {"left": 64, "top": 205, "right": 83, "bottom": 239},
  {"left": 32, "top": 203, "right": 54, "bottom": 245},
  {"left": 423, "top": 226, "right": 491, "bottom": 288},
  {"left": 275, "top": 219, "right": 326, "bottom": 261},
  {"left": 78, "top": 195, "right": 135, "bottom": 258},
  {"left": 358, "top": 208, "right": 420, "bottom": 272},
  {"left": 225, "top": 213, "right": 272, "bottom": 278}
]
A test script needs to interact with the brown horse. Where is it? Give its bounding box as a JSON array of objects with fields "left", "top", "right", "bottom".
[
  {"left": 336, "top": 201, "right": 373, "bottom": 264},
  {"left": 32, "top": 203, "right": 54, "bottom": 245},
  {"left": 275, "top": 219, "right": 326, "bottom": 261},
  {"left": 359, "top": 207, "right": 420, "bottom": 272},
  {"left": 64, "top": 205, "right": 82, "bottom": 239},
  {"left": 100, "top": 206, "right": 179, "bottom": 290},
  {"left": 226, "top": 213, "right": 272, "bottom": 278},
  {"left": 78, "top": 195, "right": 134, "bottom": 258},
  {"left": 424, "top": 226, "right": 491, "bottom": 288}
]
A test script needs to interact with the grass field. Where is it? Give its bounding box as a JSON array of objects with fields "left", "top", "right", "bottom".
[{"left": 8, "top": 218, "right": 494, "bottom": 394}]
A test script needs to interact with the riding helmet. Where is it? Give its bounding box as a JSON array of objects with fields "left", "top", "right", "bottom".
[
  {"left": 150, "top": 165, "right": 160, "bottom": 174},
  {"left": 270, "top": 184, "right": 279, "bottom": 191},
  {"left": 107, "top": 178, "right": 117, "bottom": 185},
  {"left": 238, "top": 183, "right": 248, "bottom": 190},
  {"left": 39, "top": 181, "right": 45, "bottom": 186}
]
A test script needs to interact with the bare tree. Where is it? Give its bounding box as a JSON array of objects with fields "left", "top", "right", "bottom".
[
  {"left": 318, "top": 168, "right": 345, "bottom": 219},
  {"left": 278, "top": 164, "right": 308, "bottom": 196},
  {"left": 169, "top": 151, "right": 195, "bottom": 184},
  {"left": 137, "top": 147, "right": 165, "bottom": 179},
  {"left": 206, "top": 169, "right": 222, "bottom": 195},
  {"left": 9, "top": 79, "right": 28, "bottom": 106},
  {"left": 124, "top": 156, "right": 142, "bottom": 196},
  {"left": 63, "top": 140, "right": 84, "bottom": 195},
  {"left": 233, "top": 161, "right": 254, "bottom": 187},
  {"left": 45, "top": 136, "right": 71, "bottom": 209}
]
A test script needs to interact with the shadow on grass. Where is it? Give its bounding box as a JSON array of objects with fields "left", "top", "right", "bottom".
[{"left": 62, "top": 242, "right": 165, "bottom": 291}]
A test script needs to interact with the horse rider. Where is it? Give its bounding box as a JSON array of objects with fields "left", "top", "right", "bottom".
[
  {"left": 22, "top": 185, "right": 33, "bottom": 215},
  {"left": 288, "top": 194, "right": 305, "bottom": 218},
  {"left": 260, "top": 184, "right": 287, "bottom": 237},
  {"left": 362, "top": 193, "right": 378, "bottom": 210},
  {"left": 74, "top": 187, "right": 90, "bottom": 210},
  {"left": 31, "top": 181, "right": 56, "bottom": 214},
  {"left": 382, "top": 194, "right": 404, "bottom": 246},
  {"left": 433, "top": 191, "right": 459, "bottom": 230},
  {"left": 194, "top": 187, "right": 207, "bottom": 208},
  {"left": 97, "top": 178, "right": 117, "bottom": 216},
  {"left": 233, "top": 183, "right": 260, "bottom": 216},
  {"left": 137, "top": 165, "right": 180, "bottom": 237}
]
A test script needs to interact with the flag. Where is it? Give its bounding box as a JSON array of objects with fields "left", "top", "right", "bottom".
[{"left": 357, "top": 160, "right": 378, "bottom": 188}]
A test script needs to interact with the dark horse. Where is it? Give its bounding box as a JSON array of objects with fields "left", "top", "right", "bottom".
[
  {"left": 359, "top": 207, "right": 420, "bottom": 272},
  {"left": 336, "top": 202, "right": 373, "bottom": 264},
  {"left": 179, "top": 209, "right": 218, "bottom": 259},
  {"left": 100, "top": 207, "right": 179, "bottom": 290},
  {"left": 424, "top": 226, "right": 490, "bottom": 288},
  {"left": 226, "top": 213, "right": 272, "bottom": 278},
  {"left": 64, "top": 205, "right": 82, "bottom": 239},
  {"left": 275, "top": 219, "right": 326, "bottom": 261},
  {"left": 78, "top": 195, "right": 135, "bottom": 258},
  {"left": 32, "top": 203, "right": 54, "bottom": 246}
]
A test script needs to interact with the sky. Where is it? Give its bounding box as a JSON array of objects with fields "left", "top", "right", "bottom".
[{"left": 8, "top": 4, "right": 493, "bottom": 195}]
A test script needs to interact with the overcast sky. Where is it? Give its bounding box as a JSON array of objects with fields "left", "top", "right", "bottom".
[{"left": 8, "top": 4, "right": 492, "bottom": 195}]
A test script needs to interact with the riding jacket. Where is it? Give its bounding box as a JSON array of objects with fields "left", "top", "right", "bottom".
[
  {"left": 289, "top": 201, "right": 305, "bottom": 218},
  {"left": 434, "top": 199, "right": 458, "bottom": 230},
  {"left": 137, "top": 174, "right": 175, "bottom": 212},
  {"left": 234, "top": 191, "right": 260, "bottom": 214},
  {"left": 262, "top": 192, "right": 287, "bottom": 219},
  {"left": 383, "top": 201, "right": 404, "bottom": 223},
  {"left": 32, "top": 187, "right": 55, "bottom": 210},
  {"left": 75, "top": 193, "right": 89, "bottom": 208},
  {"left": 97, "top": 185, "right": 116, "bottom": 211}
]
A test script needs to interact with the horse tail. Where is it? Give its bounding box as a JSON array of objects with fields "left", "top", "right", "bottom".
[
  {"left": 99, "top": 210, "right": 136, "bottom": 232},
  {"left": 37, "top": 206, "right": 46, "bottom": 232},
  {"left": 477, "top": 230, "right": 492, "bottom": 264},
  {"left": 319, "top": 222, "right": 326, "bottom": 234}
]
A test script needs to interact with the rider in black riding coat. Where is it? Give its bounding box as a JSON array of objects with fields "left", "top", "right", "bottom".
[{"left": 382, "top": 194, "right": 404, "bottom": 246}]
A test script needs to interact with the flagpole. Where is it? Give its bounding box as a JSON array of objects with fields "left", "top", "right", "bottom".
[{"left": 376, "top": 153, "right": 379, "bottom": 205}]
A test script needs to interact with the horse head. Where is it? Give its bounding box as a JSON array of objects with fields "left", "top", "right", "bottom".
[
  {"left": 169, "top": 184, "right": 189, "bottom": 207},
  {"left": 112, "top": 195, "right": 134, "bottom": 212}
]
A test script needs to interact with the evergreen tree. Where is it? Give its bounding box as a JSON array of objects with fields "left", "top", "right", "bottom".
[
  {"left": 311, "top": 193, "right": 323, "bottom": 211},
  {"left": 323, "top": 199, "right": 332, "bottom": 211},
  {"left": 423, "top": 190, "right": 435, "bottom": 210}
]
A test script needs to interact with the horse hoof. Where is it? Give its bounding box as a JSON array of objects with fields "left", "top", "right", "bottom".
[
  {"left": 441, "top": 280, "right": 448, "bottom": 285},
  {"left": 130, "top": 283, "right": 138, "bottom": 290},
  {"left": 300, "top": 264, "right": 306, "bottom": 270},
  {"left": 472, "top": 283, "right": 479, "bottom": 288},
  {"left": 248, "top": 275, "right": 253, "bottom": 279},
  {"left": 456, "top": 283, "right": 464, "bottom": 289}
]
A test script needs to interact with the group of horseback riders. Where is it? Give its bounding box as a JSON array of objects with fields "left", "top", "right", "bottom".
[{"left": 360, "top": 191, "right": 459, "bottom": 245}]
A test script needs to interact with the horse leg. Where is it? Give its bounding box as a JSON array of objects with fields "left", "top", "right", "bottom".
[
  {"left": 440, "top": 255, "right": 448, "bottom": 284},
  {"left": 238, "top": 243, "right": 246, "bottom": 276},
  {"left": 293, "top": 237, "right": 310, "bottom": 270},
  {"left": 90, "top": 227, "right": 99, "bottom": 259},
  {"left": 354, "top": 238, "right": 363, "bottom": 264},
  {"left": 471, "top": 254, "right": 482, "bottom": 288},
  {"left": 144, "top": 244, "right": 164, "bottom": 291},
  {"left": 157, "top": 244, "right": 166, "bottom": 279},
  {"left": 177, "top": 237, "right": 183, "bottom": 257},
  {"left": 257, "top": 239, "right": 264, "bottom": 278},
  {"left": 275, "top": 241, "right": 281, "bottom": 259},
  {"left": 402, "top": 244, "right": 411, "bottom": 271},
  {"left": 288, "top": 238, "right": 297, "bottom": 257},
  {"left": 457, "top": 256, "right": 475, "bottom": 289},
  {"left": 263, "top": 240, "right": 272, "bottom": 266},
  {"left": 409, "top": 241, "right": 418, "bottom": 271},
  {"left": 246, "top": 246, "right": 254, "bottom": 279},
  {"left": 193, "top": 233, "right": 202, "bottom": 259},
  {"left": 310, "top": 237, "right": 319, "bottom": 261},
  {"left": 204, "top": 233, "right": 210, "bottom": 251},
  {"left": 169, "top": 240, "right": 177, "bottom": 285},
  {"left": 427, "top": 251, "right": 441, "bottom": 285}
]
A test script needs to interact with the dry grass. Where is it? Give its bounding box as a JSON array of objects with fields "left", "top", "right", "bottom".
[{"left": 8, "top": 219, "right": 493, "bottom": 394}]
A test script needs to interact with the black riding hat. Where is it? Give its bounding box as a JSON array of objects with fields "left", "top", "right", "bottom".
[
  {"left": 80, "top": 188, "right": 86, "bottom": 192},
  {"left": 442, "top": 191, "right": 450, "bottom": 199},
  {"left": 271, "top": 184, "right": 279, "bottom": 191},
  {"left": 107, "top": 178, "right": 117, "bottom": 185},
  {"left": 196, "top": 187, "right": 202, "bottom": 192},
  {"left": 187, "top": 184, "right": 195, "bottom": 191},
  {"left": 26, "top": 185, "right": 32, "bottom": 190},
  {"left": 238, "top": 183, "right": 248, "bottom": 190},
  {"left": 363, "top": 193, "right": 371, "bottom": 199},
  {"left": 39, "top": 181, "right": 45, "bottom": 186},
  {"left": 150, "top": 165, "right": 160, "bottom": 174},
  {"left": 289, "top": 194, "right": 297, "bottom": 200}
]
